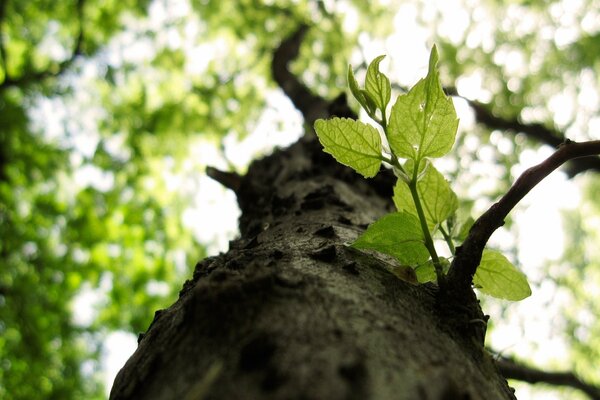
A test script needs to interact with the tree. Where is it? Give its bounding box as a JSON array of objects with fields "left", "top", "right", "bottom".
[
  {"left": 110, "top": 23, "right": 600, "bottom": 400},
  {"left": 2, "top": 1, "right": 600, "bottom": 399}
]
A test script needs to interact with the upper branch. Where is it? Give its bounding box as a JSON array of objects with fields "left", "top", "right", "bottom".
[
  {"left": 446, "top": 139, "right": 600, "bottom": 295},
  {"left": 0, "top": 0, "right": 85, "bottom": 90},
  {"left": 496, "top": 355, "right": 600, "bottom": 399},
  {"left": 445, "top": 87, "right": 600, "bottom": 177},
  {"left": 271, "top": 24, "right": 330, "bottom": 126}
]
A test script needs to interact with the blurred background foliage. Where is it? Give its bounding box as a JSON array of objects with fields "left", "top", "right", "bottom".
[{"left": 0, "top": 0, "right": 598, "bottom": 398}]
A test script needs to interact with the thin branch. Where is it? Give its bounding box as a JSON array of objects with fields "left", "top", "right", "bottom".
[
  {"left": 496, "top": 355, "right": 600, "bottom": 399},
  {"left": 446, "top": 139, "right": 600, "bottom": 295},
  {"left": 444, "top": 87, "right": 600, "bottom": 177},
  {"left": 206, "top": 166, "right": 242, "bottom": 193},
  {"left": 443, "top": 87, "right": 564, "bottom": 148},
  {"left": 0, "top": 0, "right": 85, "bottom": 90}
]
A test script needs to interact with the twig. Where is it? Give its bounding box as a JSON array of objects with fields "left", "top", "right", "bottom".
[
  {"left": 446, "top": 139, "right": 600, "bottom": 295},
  {"left": 444, "top": 87, "right": 600, "bottom": 177},
  {"left": 206, "top": 166, "right": 242, "bottom": 193},
  {"left": 496, "top": 355, "right": 600, "bottom": 399}
]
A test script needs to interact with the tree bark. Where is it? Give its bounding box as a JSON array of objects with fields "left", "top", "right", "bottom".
[{"left": 109, "top": 131, "right": 516, "bottom": 399}]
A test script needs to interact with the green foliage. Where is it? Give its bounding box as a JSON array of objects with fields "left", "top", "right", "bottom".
[
  {"left": 387, "top": 47, "right": 458, "bottom": 161},
  {"left": 473, "top": 250, "right": 532, "bottom": 301},
  {"left": 352, "top": 212, "right": 430, "bottom": 265},
  {"left": 393, "top": 161, "right": 458, "bottom": 232},
  {"left": 0, "top": 1, "right": 385, "bottom": 398},
  {"left": 364, "top": 55, "right": 392, "bottom": 114},
  {"left": 3, "top": 0, "right": 598, "bottom": 398},
  {"left": 414, "top": 257, "right": 451, "bottom": 284},
  {"left": 314, "top": 118, "right": 382, "bottom": 178},
  {"left": 315, "top": 48, "right": 531, "bottom": 301}
]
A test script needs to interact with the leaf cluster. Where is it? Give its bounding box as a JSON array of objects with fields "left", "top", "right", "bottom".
[{"left": 314, "top": 48, "right": 531, "bottom": 301}]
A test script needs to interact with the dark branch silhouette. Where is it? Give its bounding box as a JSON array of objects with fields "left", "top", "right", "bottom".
[
  {"left": 444, "top": 87, "right": 600, "bottom": 177},
  {"left": 0, "top": 0, "right": 85, "bottom": 90},
  {"left": 496, "top": 355, "right": 600, "bottom": 400},
  {"left": 205, "top": 166, "right": 242, "bottom": 193},
  {"left": 271, "top": 24, "right": 335, "bottom": 125},
  {"left": 446, "top": 139, "right": 600, "bottom": 295}
]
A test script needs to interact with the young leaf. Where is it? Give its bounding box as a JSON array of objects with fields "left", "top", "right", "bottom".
[
  {"left": 414, "top": 257, "right": 450, "bottom": 283},
  {"left": 360, "top": 90, "right": 378, "bottom": 116},
  {"left": 314, "top": 117, "right": 382, "bottom": 178},
  {"left": 352, "top": 211, "right": 430, "bottom": 265},
  {"left": 389, "top": 264, "right": 419, "bottom": 284},
  {"left": 414, "top": 261, "right": 436, "bottom": 283},
  {"left": 393, "top": 161, "right": 458, "bottom": 231},
  {"left": 387, "top": 46, "right": 459, "bottom": 161},
  {"left": 473, "top": 250, "right": 532, "bottom": 301},
  {"left": 365, "top": 55, "right": 391, "bottom": 115},
  {"left": 348, "top": 66, "right": 371, "bottom": 113}
]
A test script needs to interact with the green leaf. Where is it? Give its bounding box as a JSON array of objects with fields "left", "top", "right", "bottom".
[
  {"left": 414, "top": 261, "right": 436, "bottom": 283},
  {"left": 473, "top": 250, "right": 532, "bottom": 301},
  {"left": 360, "top": 90, "right": 378, "bottom": 116},
  {"left": 387, "top": 46, "right": 459, "bottom": 161},
  {"left": 352, "top": 211, "right": 430, "bottom": 265},
  {"left": 393, "top": 161, "right": 458, "bottom": 231},
  {"left": 365, "top": 55, "right": 391, "bottom": 115},
  {"left": 314, "top": 117, "right": 382, "bottom": 178},
  {"left": 414, "top": 257, "right": 450, "bottom": 283},
  {"left": 389, "top": 264, "right": 419, "bottom": 284},
  {"left": 348, "top": 65, "right": 369, "bottom": 111}
]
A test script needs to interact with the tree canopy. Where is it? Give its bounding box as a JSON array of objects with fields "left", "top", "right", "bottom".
[{"left": 1, "top": 0, "right": 599, "bottom": 398}]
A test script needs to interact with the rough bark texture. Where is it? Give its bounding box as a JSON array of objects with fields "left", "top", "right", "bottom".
[{"left": 110, "top": 133, "right": 516, "bottom": 400}]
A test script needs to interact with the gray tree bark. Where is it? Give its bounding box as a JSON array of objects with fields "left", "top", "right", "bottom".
[{"left": 109, "top": 132, "right": 516, "bottom": 399}]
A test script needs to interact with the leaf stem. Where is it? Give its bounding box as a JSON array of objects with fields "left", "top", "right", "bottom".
[
  {"left": 379, "top": 114, "right": 443, "bottom": 285},
  {"left": 407, "top": 162, "right": 444, "bottom": 283}
]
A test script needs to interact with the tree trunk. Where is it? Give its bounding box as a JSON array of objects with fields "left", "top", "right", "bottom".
[{"left": 109, "top": 132, "right": 516, "bottom": 400}]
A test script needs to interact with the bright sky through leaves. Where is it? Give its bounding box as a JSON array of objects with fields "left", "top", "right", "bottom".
[
  {"left": 474, "top": 250, "right": 532, "bottom": 301},
  {"left": 4, "top": 0, "right": 600, "bottom": 398}
]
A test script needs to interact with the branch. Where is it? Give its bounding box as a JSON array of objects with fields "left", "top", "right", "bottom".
[
  {"left": 496, "top": 355, "right": 600, "bottom": 399},
  {"left": 271, "top": 24, "right": 330, "bottom": 126},
  {"left": 444, "top": 87, "right": 600, "bottom": 177},
  {"left": 0, "top": 0, "right": 85, "bottom": 90},
  {"left": 446, "top": 139, "right": 600, "bottom": 295},
  {"left": 206, "top": 166, "right": 242, "bottom": 193}
]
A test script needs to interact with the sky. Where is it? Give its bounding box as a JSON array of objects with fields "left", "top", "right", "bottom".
[{"left": 30, "top": 0, "right": 598, "bottom": 397}]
